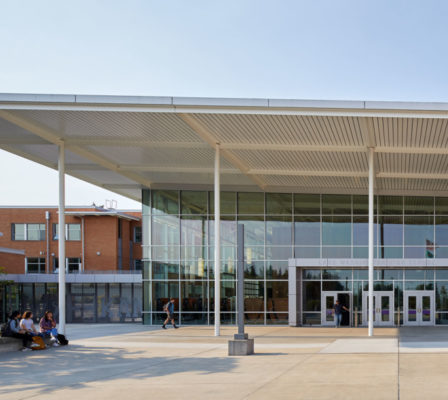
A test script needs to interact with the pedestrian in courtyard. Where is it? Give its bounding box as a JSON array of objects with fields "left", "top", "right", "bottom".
[
  {"left": 333, "top": 299, "right": 349, "bottom": 328},
  {"left": 162, "top": 298, "right": 178, "bottom": 329}
]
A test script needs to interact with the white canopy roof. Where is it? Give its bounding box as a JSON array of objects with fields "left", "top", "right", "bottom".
[{"left": 2, "top": 93, "right": 448, "bottom": 201}]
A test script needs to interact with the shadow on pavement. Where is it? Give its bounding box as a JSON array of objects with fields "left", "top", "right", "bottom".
[{"left": 0, "top": 344, "right": 238, "bottom": 397}]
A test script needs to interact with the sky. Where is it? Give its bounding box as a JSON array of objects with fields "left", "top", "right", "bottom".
[{"left": 1, "top": 0, "right": 448, "bottom": 207}]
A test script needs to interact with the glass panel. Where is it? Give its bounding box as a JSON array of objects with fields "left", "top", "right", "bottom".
[
  {"left": 322, "top": 194, "right": 351, "bottom": 215},
  {"left": 323, "top": 281, "right": 351, "bottom": 291},
  {"left": 238, "top": 216, "right": 264, "bottom": 245},
  {"left": 181, "top": 191, "right": 207, "bottom": 214},
  {"left": 323, "top": 269, "right": 352, "bottom": 280},
  {"left": 353, "top": 247, "right": 368, "bottom": 258},
  {"left": 266, "top": 313, "right": 288, "bottom": 324},
  {"left": 353, "top": 216, "right": 378, "bottom": 246},
  {"left": 244, "top": 313, "right": 264, "bottom": 324},
  {"left": 294, "top": 246, "right": 320, "bottom": 258},
  {"left": 436, "top": 197, "right": 448, "bottom": 215},
  {"left": 435, "top": 216, "right": 448, "bottom": 246},
  {"left": 152, "top": 215, "right": 179, "bottom": 246},
  {"left": 405, "top": 282, "right": 426, "bottom": 290},
  {"left": 322, "top": 216, "right": 350, "bottom": 245},
  {"left": 209, "top": 281, "right": 236, "bottom": 311},
  {"left": 404, "top": 247, "right": 431, "bottom": 258},
  {"left": 208, "top": 217, "right": 237, "bottom": 246},
  {"left": 302, "top": 281, "right": 321, "bottom": 311},
  {"left": 294, "top": 194, "right": 320, "bottom": 214},
  {"left": 181, "top": 281, "right": 207, "bottom": 311},
  {"left": 353, "top": 270, "right": 368, "bottom": 280},
  {"left": 27, "top": 224, "right": 45, "bottom": 241},
  {"left": 245, "top": 246, "right": 264, "bottom": 262},
  {"left": 405, "top": 269, "right": 434, "bottom": 280},
  {"left": 67, "top": 224, "right": 81, "bottom": 240},
  {"left": 152, "top": 282, "right": 179, "bottom": 312},
  {"left": 378, "top": 196, "right": 403, "bottom": 215},
  {"left": 325, "top": 296, "right": 334, "bottom": 322},
  {"left": 436, "top": 270, "right": 448, "bottom": 279},
  {"left": 209, "top": 192, "right": 236, "bottom": 215},
  {"left": 436, "top": 313, "right": 448, "bottom": 325},
  {"left": 407, "top": 295, "right": 417, "bottom": 322},
  {"left": 303, "top": 269, "right": 321, "bottom": 280},
  {"left": 152, "top": 246, "right": 179, "bottom": 261},
  {"left": 13, "top": 223, "right": 25, "bottom": 240},
  {"left": 379, "top": 247, "right": 403, "bottom": 258},
  {"left": 181, "top": 216, "right": 207, "bottom": 246},
  {"left": 422, "top": 296, "right": 431, "bottom": 322},
  {"left": 210, "top": 313, "right": 237, "bottom": 325},
  {"left": 266, "top": 217, "right": 292, "bottom": 246},
  {"left": 266, "top": 193, "right": 292, "bottom": 215},
  {"left": 244, "top": 261, "right": 264, "bottom": 279},
  {"left": 209, "top": 261, "right": 236, "bottom": 280},
  {"left": 266, "top": 261, "right": 288, "bottom": 279},
  {"left": 378, "top": 269, "right": 403, "bottom": 280},
  {"left": 322, "top": 247, "right": 351, "bottom": 258},
  {"left": 404, "top": 196, "right": 434, "bottom": 215},
  {"left": 238, "top": 192, "right": 264, "bottom": 214},
  {"left": 436, "top": 247, "right": 448, "bottom": 258},
  {"left": 181, "top": 246, "right": 207, "bottom": 261},
  {"left": 244, "top": 281, "right": 265, "bottom": 311},
  {"left": 295, "top": 216, "right": 320, "bottom": 246},
  {"left": 180, "top": 313, "right": 208, "bottom": 325},
  {"left": 381, "top": 295, "right": 390, "bottom": 322},
  {"left": 302, "top": 313, "right": 321, "bottom": 325},
  {"left": 266, "top": 281, "right": 288, "bottom": 312},
  {"left": 353, "top": 195, "right": 368, "bottom": 215},
  {"left": 266, "top": 246, "right": 292, "bottom": 260},
  {"left": 152, "top": 190, "right": 179, "bottom": 215},
  {"left": 404, "top": 216, "right": 434, "bottom": 247},
  {"left": 378, "top": 216, "right": 403, "bottom": 246},
  {"left": 180, "top": 260, "right": 206, "bottom": 279}
]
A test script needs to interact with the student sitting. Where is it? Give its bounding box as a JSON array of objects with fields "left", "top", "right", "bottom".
[
  {"left": 5, "top": 311, "right": 33, "bottom": 351},
  {"left": 20, "top": 311, "right": 41, "bottom": 337},
  {"left": 39, "top": 311, "right": 59, "bottom": 346}
]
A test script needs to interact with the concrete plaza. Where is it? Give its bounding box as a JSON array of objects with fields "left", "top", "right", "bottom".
[{"left": 1, "top": 324, "right": 448, "bottom": 400}]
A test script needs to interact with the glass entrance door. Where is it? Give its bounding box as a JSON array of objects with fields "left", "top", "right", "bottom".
[
  {"left": 362, "top": 291, "right": 394, "bottom": 327},
  {"left": 404, "top": 291, "right": 434, "bottom": 326},
  {"left": 321, "top": 291, "right": 352, "bottom": 326}
]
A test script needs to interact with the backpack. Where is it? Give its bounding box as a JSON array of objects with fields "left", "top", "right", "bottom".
[
  {"left": 31, "top": 336, "right": 46, "bottom": 350},
  {"left": 57, "top": 334, "right": 69, "bottom": 346},
  {"left": 1, "top": 320, "right": 12, "bottom": 337},
  {"left": 163, "top": 302, "right": 170, "bottom": 312}
]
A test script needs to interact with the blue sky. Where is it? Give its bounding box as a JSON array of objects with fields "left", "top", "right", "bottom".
[{"left": 1, "top": 0, "right": 448, "bottom": 207}]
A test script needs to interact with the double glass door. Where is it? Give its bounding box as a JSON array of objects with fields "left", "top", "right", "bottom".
[
  {"left": 362, "top": 291, "right": 394, "bottom": 326},
  {"left": 404, "top": 291, "right": 434, "bottom": 326},
  {"left": 321, "top": 291, "right": 352, "bottom": 326}
]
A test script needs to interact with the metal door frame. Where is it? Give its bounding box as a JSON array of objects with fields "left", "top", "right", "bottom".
[
  {"left": 404, "top": 290, "right": 435, "bottom": 326},
  {"left": 362, "top": 291, "right": 394, "bottom": 327},
  {"left": 321, "top": 291, "right": 352, "bottom": 326}
]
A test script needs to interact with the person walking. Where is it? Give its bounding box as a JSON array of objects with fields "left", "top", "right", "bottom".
[
  {"left": 162, "top": 298, "right": 178, "bottom": 329},
  {"left": 333, "top": 299, "right": 350, "bottom": 328}
]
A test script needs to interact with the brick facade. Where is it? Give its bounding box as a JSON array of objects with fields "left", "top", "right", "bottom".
[{"left": 0, "top": 207, "right": 142, "bottom": 274}]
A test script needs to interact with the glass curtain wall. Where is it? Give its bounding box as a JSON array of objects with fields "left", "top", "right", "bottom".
[{"left": 143, "top": 190, "right": 448, "bottom": 325}]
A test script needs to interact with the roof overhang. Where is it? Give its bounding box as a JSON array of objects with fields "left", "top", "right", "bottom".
[
  {"left": 65, "top": 211, "right": 140, "bottom": 221},
  {"left": 3, "top": 93, "right": 448, "bottom": 199}
]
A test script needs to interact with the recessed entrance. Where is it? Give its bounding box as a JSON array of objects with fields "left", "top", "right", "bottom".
[
  {"left": 362, "top": 291, "right": 394, "bottom": 326},
  {"left": 321, "top": 291, "right": 352, "bottom": 326},
  {"left": 404, "top": 290, "right": 435, "bottom": 326}
]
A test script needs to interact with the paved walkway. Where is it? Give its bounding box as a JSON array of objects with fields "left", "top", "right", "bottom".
[{"left": 1, "top": 325, "right": 448, "bottom": 399}]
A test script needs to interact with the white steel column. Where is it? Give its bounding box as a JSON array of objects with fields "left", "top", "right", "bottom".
[
  {"left": 58, "top": 143, "right": 66, "bottom": 335},
  {"left": 214, "top": 144, "right": 221, "bottom": 336},
  {"left": 368, "top": 147, "right": 374, "bottom": 337}
]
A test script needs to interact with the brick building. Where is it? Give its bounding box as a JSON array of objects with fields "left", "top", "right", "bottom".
[{"left": 0, "top": 206, "right": 143, "bottom": 323}]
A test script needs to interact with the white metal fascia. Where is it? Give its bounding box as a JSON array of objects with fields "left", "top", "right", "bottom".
[
  {"left": 248, "top": 169, "right": 369, "bottom": 178},
  {"left": 117, "top": 165, "right": 240, "bottom": 174},
  {"left": 65, "top": 138, "right": 209, "bottom": 149},
  {"left": 0, "top": 110, "right": 153, "bottom": 189},
  {"left": 177, "top": 113, "right": 267, "bottom": 190},
  {"left": 377, "top": 172, "right": 448, "bottom": 180}
]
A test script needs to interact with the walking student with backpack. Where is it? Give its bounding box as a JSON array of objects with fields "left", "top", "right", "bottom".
[{"left": 162, "top": 298, "right": 178, "bottom": 329}]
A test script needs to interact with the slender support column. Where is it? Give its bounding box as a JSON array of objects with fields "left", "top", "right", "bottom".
[
  {"left": 368, "top": 147, "right": 374, "bottom": 337},
  {"left": 235, "top": 224, "right": 247, "bottom": 339},
  {"left": 214, "top": 144, "right": 221, "bottom": 336},
  {"left": 58, "top": 143, "right": 66, "bottom": 335}
]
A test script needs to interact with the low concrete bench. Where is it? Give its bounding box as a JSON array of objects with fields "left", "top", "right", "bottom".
[{"left": 0, "top": 336, "right": 53, "bottom": 353}]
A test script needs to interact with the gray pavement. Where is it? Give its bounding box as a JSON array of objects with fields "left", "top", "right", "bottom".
[{"left": 1, "top": 324, "right": 448, "bottom": 399}]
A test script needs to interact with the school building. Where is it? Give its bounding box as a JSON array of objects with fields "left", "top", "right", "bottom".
[{"left": 2, "top": 93, "right": 448, "bottom": 330}]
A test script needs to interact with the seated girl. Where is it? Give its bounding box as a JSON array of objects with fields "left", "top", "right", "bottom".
[
  {"left": 39, "top": 311, "right": 59, "bottom": 345},
  {"left": 20, "top": 311, "right": 41, "bottom": 337}
]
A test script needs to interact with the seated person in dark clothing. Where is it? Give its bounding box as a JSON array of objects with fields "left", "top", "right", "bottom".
[{"left": 4, "top": 311, "right": 33, "bottom": 351}]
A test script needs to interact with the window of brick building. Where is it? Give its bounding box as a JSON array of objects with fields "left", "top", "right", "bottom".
[
  {"left": 12, "top": 224, "right": 46, "bottom": 241},
  {"left": 26, "top": 257, "right": 46, "bottom": 273}
]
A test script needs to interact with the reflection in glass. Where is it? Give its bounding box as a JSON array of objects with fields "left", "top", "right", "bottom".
[
  {"left": 152, "top": 282, "right": 179, "bottom": 312},
  {"left": 435, "top": 197, "right": 448, "bottom": 215},
  {"left": 238, "top": 192, "right": 264, "bottom": 214},
  {"left": 295, "top": 216, "right": 320, "bottom": 246},
  {"left": 407, "top": 295, "right": 417, "bottom": 322},
  {"left": 152, "top": 190, "right": 179, "bottom": 215},
  {"left": 266, "top": 261, "right": 288, "bottom": 279},
  {"left": 435, "top": 216, "right": 448, "bottom": 246},
  {"left": 323, "top": 269, "right": 352, "bottom": 280},
  {"left": 181, "top": 216, "right": 207, "bottom": 246},
  {"left": 302, "top": 313, "right": 321, "bottom": 325},
  {"left": 422, "top": 296, "right": 431, "bottom": 322},
  {"left": 378, "top": 216, "right": 403, "bottom": 246},
  {"left": 152, "top": 215, "right": 179, "bottom": 246},
  {"left": 378, "top": 196, "right": 403, "bottom": 215},
  {"left": 266, "top": 217, "right": 292, "bottom": 246},
  {"left": 209, "top": 192, "right": 236, "bottom": 215},
  {"left": 181, "top": 281, "right": 207, "bottom": 311},
  {"left": 353, "top": 216, "right": 378, "bottom": 246},
  {"left": 208, "top": 217, "right": 237, "bottom": 246},
  {"left": 244, "top": 261, "right": 264, "bottom": 279},
  {"left": 180, "top": 260, "right": 207, "bottom": 279},
  {"left": 294, "top": 194, "right": 320, "bottom": 214},
  {"left": 266, "top": 246, "right": 292, "bottom": 260},
  {"left": 303, "top": 281, "right": 321, "bottom": 311},
  {"left": 322, "top": 281, "right": 351, "bottom": 291},
  {"left": 322, "top": 247, "right": 351, "bottom": 258},
  {"left": 181, "top": 191, "right": 207, "bottom": 214},
  {"left": 266, "top": 281, "right": 288, "bottom": 312},
  {"left": 404, "top": 216, "right": 434, "bottom": 247},
  {"left": 266, "top": 313, "right": 288, "bottom": 324},
  {"left": 325, "top": 296, "right": 334, "bottom": 321},
  {"left": 303, "top": 269, "right": 322, "bottom": 280},
  {"left": 295, "top": 247, "right": 320, "bottom": 258},
  {"left": 322, "top": 194, "right": 351, "bottom": 215},
  {"left": 238, "top": 216, "right": 265, "bottom": 245},
  {"left": 404, "top": 196, "right": 434, "bottom": 215},
  {"left": 405, "top": 269, "right": 434, "bottom": 280},
  {"left": 436, "top": 282, "right": 448, "bottom": 311},
  {"left": 152, "top": 262, "right": 179, "bottom": 280},
  {"left": 404, "top": 247, "right": 430, "bottom": 258},
  {"left": 181, "top": 313, "right": 208, "bottom": 324},
  {"left": 209, "top": 281, "right": 236, "bottom": 311},
  {"left": 266, "top": 193, "right": 292, "bottom": 214},
  {"left": 244, "top": 281, "right": 265, "bottom": 312},
  {"left": 379, "top": 247, "right": 403, "bottom": 259}
]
